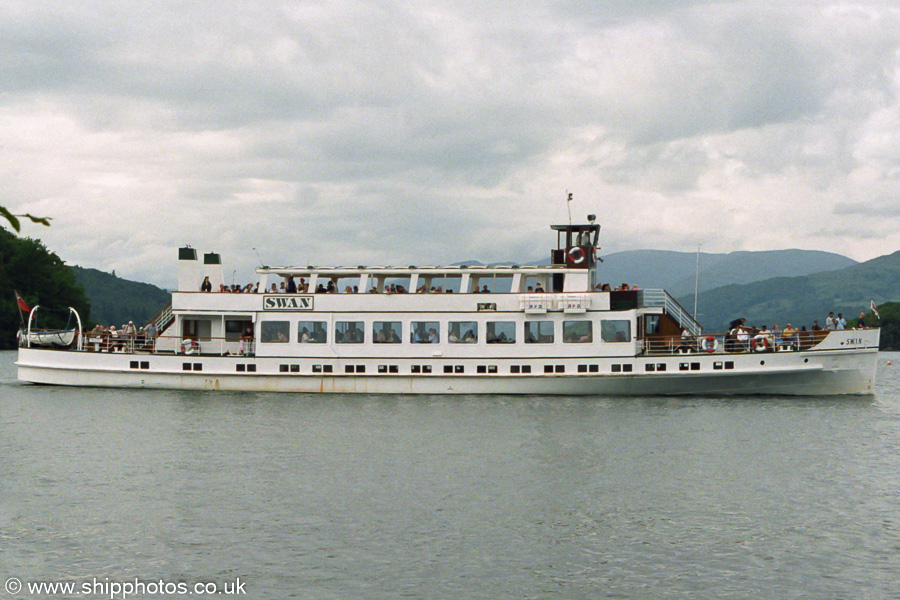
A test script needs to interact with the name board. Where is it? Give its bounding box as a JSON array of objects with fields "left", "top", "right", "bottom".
[{"left": 263, "top": 295, "right": 314, "bottom": 311}]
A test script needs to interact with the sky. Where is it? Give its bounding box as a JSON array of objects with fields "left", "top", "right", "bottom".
[{"left": 3, "top": 0, "right": 900, "bottom": 288}]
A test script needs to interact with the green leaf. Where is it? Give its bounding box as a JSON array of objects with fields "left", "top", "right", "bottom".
[{"left": 0, "top": 207, "right": 21, "bottom": 232}]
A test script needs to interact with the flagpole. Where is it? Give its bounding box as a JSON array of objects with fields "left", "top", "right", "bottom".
[{"left": 14, "top": 289, "right": 25, "bottom": 326}]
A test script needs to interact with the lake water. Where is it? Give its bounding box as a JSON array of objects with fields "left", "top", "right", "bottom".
[{"left": 2, "top": 350, "right": 899, "bottom": 599}]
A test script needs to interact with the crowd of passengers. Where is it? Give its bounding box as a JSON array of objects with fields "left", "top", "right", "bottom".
[
  {"left": 679, "top": 311, "right": 872, "bottom": 353},
  {"left": 84, "top": 321, "right": 158, "bottom": 352},
  {"left": 201, "top": 275, "right": 642, "bottom": 295}
]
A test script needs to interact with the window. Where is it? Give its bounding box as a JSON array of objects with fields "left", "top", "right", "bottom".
[
  {"left": 486, "top": 321, "right": 515, "bottom": 344},
  {"left": 563, "top": 321, "right": 593, "bottom": 343},
  {"left": 373, "top": 321, "right": 402, "bottom": 343},
  {"left": 411, "top": 321, "right": 440, "bottom": 343},
  {"left": 260, "top": 321, "right": 290, "bottom": 343},
  {"left": 225, "top": 319, "right": 251, "bottom": 341},
  {"left": 601, "top": 320, "right": 631, "bottom": 343},
  {"left": 297, "top": 321, "right": 327, "bottom": 343},
  {"left": 449, "top": 321, "right": 478, "bottom": 344},
  {"left": 335, "top": 321, "right": 364, "bottom": 344},
  {"left": 525, "top": 321, "right": 554, "bottom": 343}
]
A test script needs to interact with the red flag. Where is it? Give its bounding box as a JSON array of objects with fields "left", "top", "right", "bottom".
[
  {"left": 870, "top": 299, "right": 880, "bottom": 320},
  {"left": 16, "top": 292, "right": 31, "bottom": 313}
]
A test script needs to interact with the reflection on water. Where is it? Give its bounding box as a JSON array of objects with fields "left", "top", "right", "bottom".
[{"left": 2, "top": 351, "right": 899, "bottom": 599}]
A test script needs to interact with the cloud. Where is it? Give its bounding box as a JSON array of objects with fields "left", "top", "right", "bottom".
[{"left": 1, "top": 0, "right": 900, "bottom": 288}]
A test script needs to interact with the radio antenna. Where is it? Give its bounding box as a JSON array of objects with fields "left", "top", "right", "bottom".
[
  {"left": 252, "top": 247, "right": 264, "bottom": 268},
  {"left": 566, "top": 191, "right": 573, "bottom": 226}
]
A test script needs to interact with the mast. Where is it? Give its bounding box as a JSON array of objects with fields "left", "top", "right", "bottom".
[{"left": 693, "top": 245, "right": 700, "bottom": 320}]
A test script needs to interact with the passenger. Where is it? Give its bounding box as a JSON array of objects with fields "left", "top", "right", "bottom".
[
  {"left": 269, "top": 283, "right": 278, "bottom": 293},
  {"left": 344, "top": 286, "right": 353, "bottom": 293},
  {"left": 737, "top": 327, "right": 750, "bottom": 351},
  {"left": 728, "top": 317, "right": 747, "bottom": 331},
  {"left": 430, "top": 287, "right": 436, "bottom": 293},
  {"left": 428, "top": 328, "right": 439, "bottom": 343},
  {"left": 299, "top": 278, "right": 308, "bottom": 292},
  {"left": 219, "top": 284, "right": 228, "bottom": 292},
  {"left": 534, "top": 283, "right": 544, "bottom": 293},
  {"left": 390, "top": 330, "right": 401, "bottom": 343},
  {"left": 857, "top": 313, "right": 867, "bottom": 329},
  {"left": 244, "top": 283, "right": 253, "bottom": 293},
  {"left": 481, "top": 285, "right": 489, "bottom": 293},
  {"left": 300, "top": 327, "right": 310, "bottom": 343},
  {"left": 200, "top": 276, "right": 212, "bottom": 292},
  {"left": 772, "top": 324, "right": 783, "bottom": 348},
  {"left": 369, "top": 286, "right": 378, "bottom": 293},
  {"left": 353, "top": 285, "right": 359, "bottom": 293},
  {"left": 286, "top": 276, "right": 297, "bottom": 293},
  {"left": 825, "top": 312, "right": 836, "bottom": 330},
  {"left": 783, "top": 323, "right": 798, "bottom": 348},
  {"left": 316, "top": 284, "right": 326, "bottom": 293},
  {"left": 436, "top": 286, "right": 443, "bottom": 293},
  {"left": 836, "top": 313, "right": 846, "bottom": 330},
  {"left": 463, "top": 330, "right": 476, "bottom": 343},
  {"left": 527, "top": 286, "right": 534, "bottom": 292},
  {"left": 279, "top": 281, "right": 287, "bottom": 293},
  {"left": 326, "top": 281, "right": 336, "bottom": 293}
]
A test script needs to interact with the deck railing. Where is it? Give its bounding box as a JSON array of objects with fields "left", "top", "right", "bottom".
[{"left": 639, "top": 289, "right": 702, "bottom": 335}]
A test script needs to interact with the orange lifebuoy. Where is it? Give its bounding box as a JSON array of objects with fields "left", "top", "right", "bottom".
[
  {"left": 568, "top": 246, "right": 586, "bottom": 265},
  {"left": 181, "top": 338, "right": 198, "bottom": 355}
]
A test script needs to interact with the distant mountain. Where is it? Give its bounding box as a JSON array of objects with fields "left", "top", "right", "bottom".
[
  {"left": 596, "top": 249, "right": 856, "bottom": 296},
  {"left": 677, "top": 251, "right": 900, "bottom": 331},
  {"left": 72, "top": 266, "right": 170, "bottom": 328},
  {"left": 525, "top": 248, "right": 855, "bottom": 295}
]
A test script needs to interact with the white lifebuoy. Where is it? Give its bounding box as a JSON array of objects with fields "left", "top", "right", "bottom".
[
  {"left": 751, "top": 335, "right": 768, "bottom": 352},
  {"left": 181, "top": 338, "right": 198, "bottom": 355},
  {"left": 701, "top": 335, "right": 718, "bottom": 353},
  {"left": 568, "top": 246, "right": 586, "bottom": 265}
]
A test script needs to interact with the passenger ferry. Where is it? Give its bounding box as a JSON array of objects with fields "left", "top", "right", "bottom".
[{"left": 16, "top": 219, "right": 880, "bottom": 395}]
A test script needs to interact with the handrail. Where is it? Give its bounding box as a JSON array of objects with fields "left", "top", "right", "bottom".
[{"left": 639, "top": 289, "right": 702, "bottom": 335}]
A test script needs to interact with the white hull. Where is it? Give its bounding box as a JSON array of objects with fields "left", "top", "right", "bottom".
[{"left": 17, "top": 345, "right": 878, "bottom": 396}]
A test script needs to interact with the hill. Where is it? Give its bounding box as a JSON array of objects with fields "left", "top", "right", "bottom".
[
  {"left": 679, "top": 251, "right": 900, "bottom": 332},
  {"left": 527, "top": 248, "right": 855, "bottom": 294},
  {"left": 596, "top": 249, "right": 856, "bottom": 296},
  {"left": 71, "top": 266, "right": 170, "bottom": 328}
]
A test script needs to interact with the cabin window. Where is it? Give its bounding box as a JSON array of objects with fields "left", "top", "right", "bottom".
[
  {"left": 411, "top": 322, "right": 440, "bottom": 343},
  {"left": 225, "top": 319, "right": 251, "bottom": 341},
  {"left": 373, "top": 321, "right": 402, "bottom": 344},
  {"left": 259, "top": 321, "right": 290, "bottom": 343},
  {"left": 449, "top": 321, "right": 478, "bottom": 343},
  {"left": 297, "top": 321, "right": 327, "bottom": 343},
  {"left": 182, "top": 318, "right": 212, "bottom": 342},
  {"left": 525, "top": 321, "right": 554, "bottom": 343},
  {"left": 335, "top": 321, "right": 365, "bottom": 344},
  {"left": 601, "top": 320, "right": 632, "bottom": 343},
  {"left": 486, "top": 321, "right": 516, "bottom": 344},
  {"left": 563, "top": 321, "right": 593, "bottom": 343}
]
